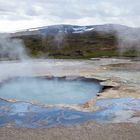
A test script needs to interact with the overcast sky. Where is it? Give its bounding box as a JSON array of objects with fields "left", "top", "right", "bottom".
[{"left": 0, "top": 0, "right": 140, "bottom": 32}]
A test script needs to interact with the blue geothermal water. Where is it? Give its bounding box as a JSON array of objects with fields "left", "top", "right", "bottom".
[
  {"left": 0, "top": 77, "right": 102, "bottom": 104},
  {"left": 1, "top": 98, "right": 140, "bottom": 128},
  {"left": 2, "top": 77, "right": 139, "bottom": 128}
]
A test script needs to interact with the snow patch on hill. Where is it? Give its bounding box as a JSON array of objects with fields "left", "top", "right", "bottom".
[{"left": 73, "top": 27, "right": 94, "bottom": 33}]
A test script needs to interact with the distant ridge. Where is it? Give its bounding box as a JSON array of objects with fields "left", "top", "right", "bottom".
[
  {"left": 9, "top": 24, "right": 140, "bottom": 59},
  {"left": 11, "top": 24, "right": 136, "bottom": 37}
]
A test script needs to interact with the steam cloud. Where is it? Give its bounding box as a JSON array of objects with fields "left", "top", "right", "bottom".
[
  {"left": 117, "top": 30, "right": 140, "bottom": 56},
  {"left": 0, "top": 34, "right": 28, "bottom": 60},
  {"left": 113, "top": 25, "right": 140, "bottom": 56},
  {"left": 0, "top": 34, "right": 34, "bottom": 77},
  {"left": 54, "top": 32, "right": 66, "bottom": 48},
  {"left": 97, "top": 24, "right": 140, "bottom": 57}
]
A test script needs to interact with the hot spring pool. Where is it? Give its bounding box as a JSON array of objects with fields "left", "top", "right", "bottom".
[{"left": 0, "top": 77, "right": 102, "bottom": 104}]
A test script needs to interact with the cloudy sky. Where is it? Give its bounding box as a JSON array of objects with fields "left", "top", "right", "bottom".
[{"left": 0, "top": 0, "right": 140, "bottom": 32}]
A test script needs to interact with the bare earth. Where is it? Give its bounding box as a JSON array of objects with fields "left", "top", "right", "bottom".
[
  {"left": 0, "top": 58, "right": 140, "bottom": 140},
  {"left": 1, "top": 122, "right": 140, "bottom": 140}
]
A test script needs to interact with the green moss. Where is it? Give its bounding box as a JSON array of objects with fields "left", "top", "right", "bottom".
[{"left": 13, "top": 32, "right": 139, "bottom": 59}]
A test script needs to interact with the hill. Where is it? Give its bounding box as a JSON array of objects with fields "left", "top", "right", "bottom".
[{"left": 10, "top": 24, "right": 140, "bottom": 59}]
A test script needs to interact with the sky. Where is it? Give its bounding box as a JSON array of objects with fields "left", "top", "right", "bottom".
[{"left": 0, "top": 0, "right": 140, "bottom": 32}]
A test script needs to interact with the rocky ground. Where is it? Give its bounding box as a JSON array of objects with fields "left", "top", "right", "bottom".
[{"left": 1, "top": 122, "right": 140, "bottom": 140}]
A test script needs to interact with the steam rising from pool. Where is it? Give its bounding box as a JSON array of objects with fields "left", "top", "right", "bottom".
[{"left": 0, "top": 77, "right": 102, "bottom": 104}]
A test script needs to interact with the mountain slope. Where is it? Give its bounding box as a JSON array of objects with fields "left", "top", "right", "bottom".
[
  {"left": 11, "top": 24, "right": 133, "bottom": 36},
  {"left": 11, "top": 24, "right": 140, "bottom": 59}
]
